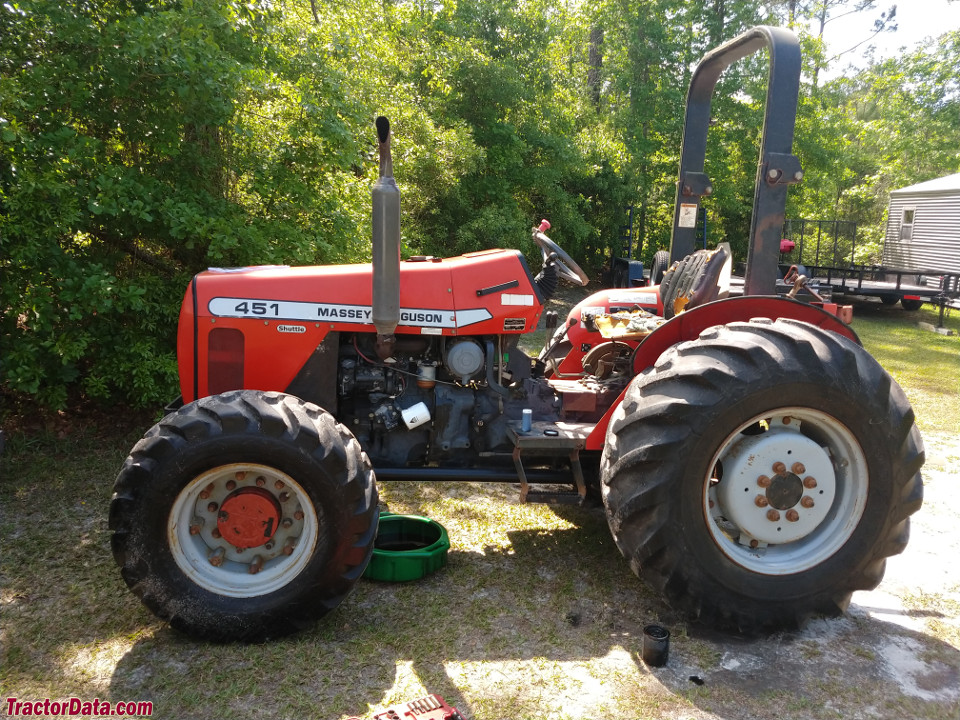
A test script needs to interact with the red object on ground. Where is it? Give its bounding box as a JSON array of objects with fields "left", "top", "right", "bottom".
[{"left": 362, "top": 694, "right": 465, "bottom": 720}]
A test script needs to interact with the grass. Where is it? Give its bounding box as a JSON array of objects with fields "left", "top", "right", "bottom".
[
  {"left": 849, "top": 300, "right": 960, "bottom": 436},
  {"left": 1, "top": 296, "right": 958, "bottom": 719}
]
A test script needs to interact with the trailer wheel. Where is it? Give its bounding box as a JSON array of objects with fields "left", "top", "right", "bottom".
[
  {"left": 650, "top": 250, "right": 670, "bottom": 286},
  {"left": 900, "top": 298, "right": 924, "bottom": 311},
  {"left": 110, "top": 390, "right": 378, "bottom": 641},
  {"left": 601, "top": 318, "right": 923, "bottom": 632}
]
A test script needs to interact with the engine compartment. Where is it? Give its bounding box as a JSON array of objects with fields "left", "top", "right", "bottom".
[{"left": 335, "top": 332, "right": 624, "bottom": 468}]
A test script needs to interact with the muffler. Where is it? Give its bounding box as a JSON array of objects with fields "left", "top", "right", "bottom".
[{"left": 372, "top": 115, "right": 400, "bottom": 359}]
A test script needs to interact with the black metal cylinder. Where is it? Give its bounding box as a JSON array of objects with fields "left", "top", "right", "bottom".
[{"left": 641, "top": 624, "right": 670, "bottom": 667}]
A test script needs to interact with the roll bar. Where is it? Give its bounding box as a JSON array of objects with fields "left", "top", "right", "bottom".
[{"left": 668, "top": 26, "right": 802, "bottom": 296}]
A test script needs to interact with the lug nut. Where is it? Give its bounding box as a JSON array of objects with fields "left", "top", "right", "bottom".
[
  {"left": 256, "top": 476, "right": 266, "bottom": 487},
  {"left": 274, "top": 480, "right": 285, "bottom": 490},
  {"left": 209, "top": 547, "right": 225, "bottom": 567},
  {"left": 801, "top": 496, "right": 815, "bottom": 508},
  {"left": 212, "top": 528, "right": 222, "bottom": 539},
  {"left": 772, "top": 462, "right": 786, "bottom": 475},
  {"left": 282, "top": 538, "right": 296, "bottom": 556},
  {"left": 264, "top": 541, "right": 274, "bottom": 551},
  {"left": 189, "top": 517, "right": 205, "bottom": 535},
  {"left": 767, "top": 509, "right": 781, "bottom": 522},
  {"left": 235, "top": 471, "right": 246, "bottom": 482},
  {"left": 282, "top": 517, "right": 294, "bottom": 529},
  {"left": 249, "top": 555, "right": 264, "bottom": 574},
  {"left": 226, "top": 479, "right": 237, "bottom": 491},
  {"left": 755, "top": 495, "right": 769, "bottom": 508},
  {"left": 749, "top": 539, "right": 759, "bottom": 549},
  {"left": 782, "top": 416, "right": 792, "bottom": 425},
  {"left": 279, "top": 492, "right": 290, "bottom": 503},
  {"left": 708, "top": 499, "right": 715, "bottom": 509},
  {"left": 803, "top": 476, "right": 818, "bottom": 489},
  {"left": 294, "top": 510, "right": 304, "bottom": 521},
  {"left": 199, "top": 483, "right": 214, "bottom": 500},
  {"left": 792, "top": 462, "right": 806, "bottom": 475},
  {"left": 757, "top": 475, "right": 771, "bottom": 488},
  {"left": 207, "top": 502, "right": 218, "bottom": 513},
  {"left": 786, "top": 509, "right": 800, "bottom": 522}
]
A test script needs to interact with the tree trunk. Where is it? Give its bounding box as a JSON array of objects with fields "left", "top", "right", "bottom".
[{"left": 588, "top": 26, "right": 604, "bottom": 107}]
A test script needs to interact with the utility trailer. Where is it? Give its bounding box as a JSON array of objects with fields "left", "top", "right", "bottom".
[
  {"left": 778, "top": 218, "right": 960, "bottom": 314},
  {"left": 110, "top": 27, "right": 924, "bottom": 642}
]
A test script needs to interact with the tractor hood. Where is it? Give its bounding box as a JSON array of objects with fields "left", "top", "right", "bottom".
[{"left": 177, "top": 249, "right": 544, "bottom": 401}]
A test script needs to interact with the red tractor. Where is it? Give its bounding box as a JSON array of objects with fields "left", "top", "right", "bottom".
[{"left": 110, "top": 27, "right": 923, "bottom": 641}]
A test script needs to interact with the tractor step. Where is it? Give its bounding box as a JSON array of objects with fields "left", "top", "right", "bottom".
[
  {"left": 508, "top": 421, "right": 592, "bottom": 504},
  {"left": 507, "top": 421, "right": 593, "bottom": 450}
]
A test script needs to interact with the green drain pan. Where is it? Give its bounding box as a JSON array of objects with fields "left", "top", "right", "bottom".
[{"left": 363, "top": 513, "right": 450, "bottom": 582}]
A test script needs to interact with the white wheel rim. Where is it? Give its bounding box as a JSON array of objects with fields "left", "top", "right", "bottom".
[
  {"left": 168, "top": 463, "right": 320, "bottom": 598},
  {"left": 704, "top": 408, "right": 868, "bottom": 575}
]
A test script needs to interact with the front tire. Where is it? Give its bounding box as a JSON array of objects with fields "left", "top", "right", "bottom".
[
  {"left": 110, "top": 390, "right": 378, "bottom": 641},
  {"left": 601, "top": 318, "right": 923, "bottom": 632}
]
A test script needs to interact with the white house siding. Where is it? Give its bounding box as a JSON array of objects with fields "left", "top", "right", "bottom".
[{"left": 882, "top": 175, "right": 960, "bottom": 277}]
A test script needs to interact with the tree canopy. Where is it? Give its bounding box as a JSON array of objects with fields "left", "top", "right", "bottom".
[{"left": 2, "top": 0, "right": 958, "bottom": 409}]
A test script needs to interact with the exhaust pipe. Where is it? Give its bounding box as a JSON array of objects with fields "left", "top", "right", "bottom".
[{"left": 372, "top": 116, "right": 401, "bottom": 359}]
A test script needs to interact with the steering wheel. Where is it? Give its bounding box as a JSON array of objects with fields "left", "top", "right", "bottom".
[{"left": 531, "top": 220, "right": 589, "bottom": 287}]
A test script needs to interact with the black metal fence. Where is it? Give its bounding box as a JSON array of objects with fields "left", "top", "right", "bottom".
[{"left": 780, "top": 219, "right": 859, "bottom": 268}]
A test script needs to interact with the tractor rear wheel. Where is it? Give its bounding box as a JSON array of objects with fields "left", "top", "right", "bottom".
[
  {"left": 601, "top": 318, "right": 923, "bottom": 632},
  {"left": 110, "top": 390, "right": 378, "bottom": 641}
]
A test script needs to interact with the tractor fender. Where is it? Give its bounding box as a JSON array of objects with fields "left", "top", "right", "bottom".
[{"left": 584, "top": 295, "right": 859, "bottom": 451}]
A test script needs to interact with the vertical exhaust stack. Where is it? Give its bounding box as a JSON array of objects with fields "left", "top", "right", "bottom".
[{"left": 372, "top": 116, "right": 400, "bottom": 359}]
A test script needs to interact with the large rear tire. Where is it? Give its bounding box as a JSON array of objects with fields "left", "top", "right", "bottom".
[
  {"left": 601, "top": 318, "right": 923, "bottom": 632},
  {"left": 110, "top": 390, "right": 378, "bottom": 642}
]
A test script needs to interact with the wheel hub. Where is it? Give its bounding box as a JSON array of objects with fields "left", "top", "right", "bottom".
[
  {"left": 715, "top": 419, "right": 837, "bottom": 545},
  {"left": 169, "top": 464, "right": 318, "bottom": 598},
  {"left": 767, "top": 471, "right": 804, "bottom": 510},
  {"left": 217, "top": 488, "right": 282, "bottom": 549}
]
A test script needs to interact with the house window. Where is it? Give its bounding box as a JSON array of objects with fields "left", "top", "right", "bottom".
[{"left": 900, "top": 207, "right": 915, "bottom": 241}]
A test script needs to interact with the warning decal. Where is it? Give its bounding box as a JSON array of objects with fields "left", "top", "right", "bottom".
[{"left": 678, "top": 203, "right": 698, "bottom": 228}]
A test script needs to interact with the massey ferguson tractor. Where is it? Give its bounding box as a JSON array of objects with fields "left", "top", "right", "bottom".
[{"left": 110, "top": 27, "right": 924, "bottom": 641}]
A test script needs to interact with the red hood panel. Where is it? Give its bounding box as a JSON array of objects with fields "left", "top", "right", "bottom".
[
  {"left": 178, "top": 250, "right": 544, "bottom": 401},
  {"left": 192, "top": 250, "right": 542, "bottom": 334}
]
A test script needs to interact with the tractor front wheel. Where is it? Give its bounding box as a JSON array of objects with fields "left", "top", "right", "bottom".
[
  {"left": 601, "top": 318, "right": 923, "bottom": 632},
  {"left": 110, "top": 390, "right": 378, "bottom": 641}
]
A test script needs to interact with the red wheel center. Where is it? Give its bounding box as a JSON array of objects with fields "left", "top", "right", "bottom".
[{"left": 217, "top": 488, "right": 283, "bottom": 549}]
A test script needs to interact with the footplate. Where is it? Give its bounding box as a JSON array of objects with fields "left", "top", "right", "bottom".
[{"left": 508, "top": 421, "right": 593, "bottom": 504}]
